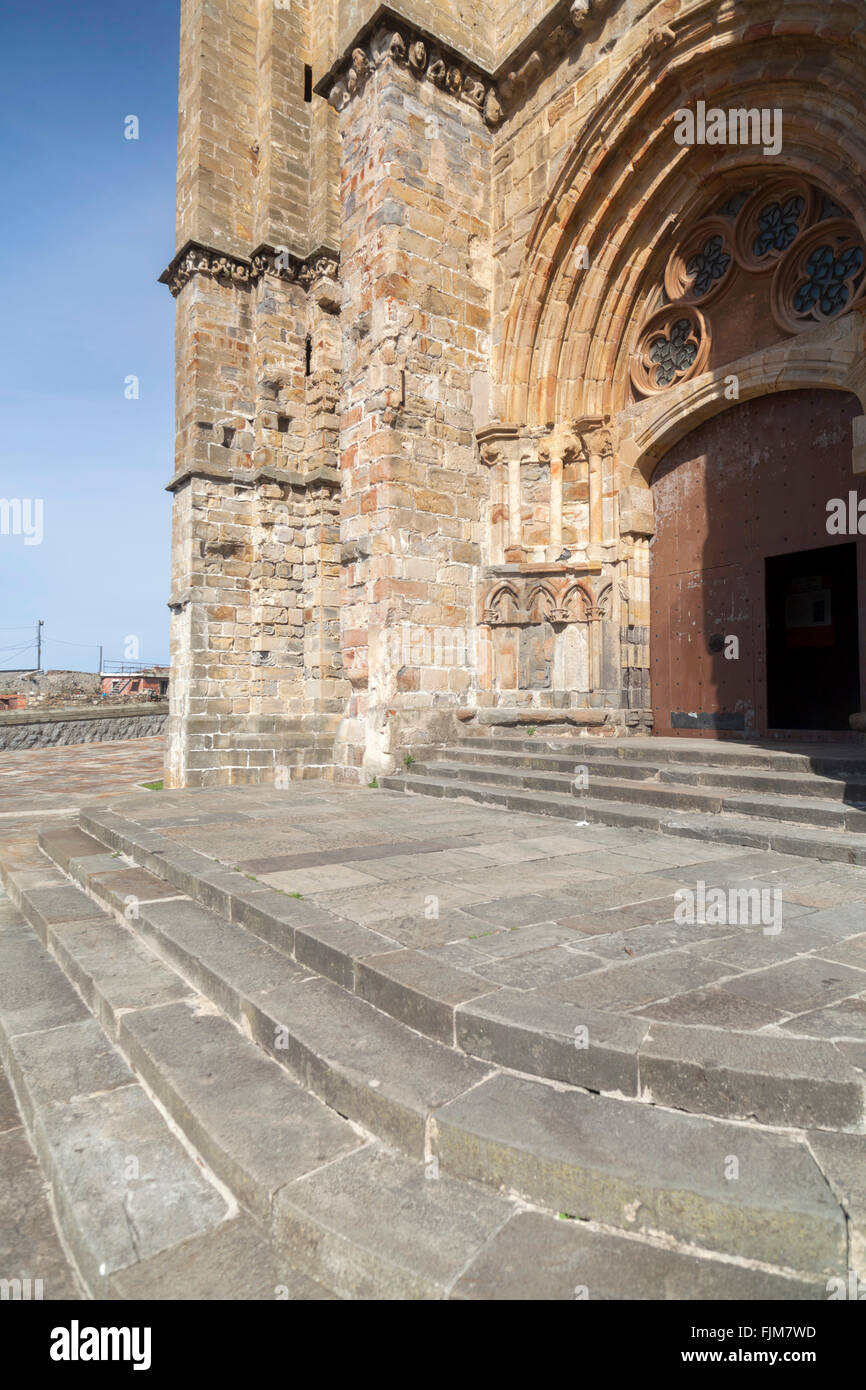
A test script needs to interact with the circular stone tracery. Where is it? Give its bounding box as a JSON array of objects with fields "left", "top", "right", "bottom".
[
  {"left": 630, "top": 177, "right": 866, "bottom": 398},
  {"left": 665, "top": 215, "right": 734, "bottom": 305},
  {"left": 631, "top": 306, "right": 708, "bottom": 395},
  {"left": 771, "top": 219, "right": 866, "bottom": 333}
]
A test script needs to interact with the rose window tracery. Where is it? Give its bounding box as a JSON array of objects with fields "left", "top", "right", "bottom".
[
  {"left": 752, "top": 196, "right": 805, "bottom": 258},
  {"left": 630, "top": 176, "right": 866, "bottom": 397},
  {"left": 685, "top": 235, "right": 731, "bottom": 297},
  {"left": 794, "top": 242, "right": 865, "bottom": 317},
  {"left": 649, "top": 318, "right": 700, "bottom": 385}
]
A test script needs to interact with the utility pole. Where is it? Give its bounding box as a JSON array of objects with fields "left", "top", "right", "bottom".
[
  {"left": 98, "top": 646, "right": 103, "bottom": 677},
  {"left": 36, "top": 619, "right": 43, "bottom": 672}
]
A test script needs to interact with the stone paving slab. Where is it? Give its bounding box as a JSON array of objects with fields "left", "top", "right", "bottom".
[
  {"left": 70, "top": 782, "right": 866, "bottom": 1119},
  {"left": 0, "top": 1125, "right": 81, "bottom": 1300},
  {"left": 807, "top": 1131, "right": 866, "bottom": 1278},
  {"left": 119, "top": 1001, "right": 363, "bottom": 1223},
  {"left": 0, "top": 916, "right": 228, "bottom": 1294},
  {"left": 0, "top": 736, "right": 164, "bottom": 824},
  {"left": 243, "top": 975, "right": 491, "bottom": 1158},
  {"left": 451, "top": 1210, "right": 824, "bottom": 1301},
  {"left": 109, "top": 1213, "right": 334, "bottom": 1301},
  {"left": 273, "top": 1144, "right": 511, "bottom": 1300}
]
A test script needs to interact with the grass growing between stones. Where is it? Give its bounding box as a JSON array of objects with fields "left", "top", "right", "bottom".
[{"left": 140, "top": 780, "right": 164, "bottom": 791}]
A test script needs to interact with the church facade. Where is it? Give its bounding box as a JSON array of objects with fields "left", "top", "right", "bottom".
[{"left": 160, "top": 0, "right": 866, "bottom": 787}]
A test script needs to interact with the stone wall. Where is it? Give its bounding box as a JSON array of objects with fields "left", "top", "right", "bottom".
[
  {"left": 0, "top": 705, "right": 168, "bottom": 751},
  {"left": 162, "top": 0, "right": 866, "bottom": 782},
  {"left": 332, "top": 44, "right": 493, "bottom": 778}
]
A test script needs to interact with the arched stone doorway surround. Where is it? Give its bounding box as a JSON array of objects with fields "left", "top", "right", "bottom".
[{"left": 478, "top": 0, "right": 866, "bottom": 734}]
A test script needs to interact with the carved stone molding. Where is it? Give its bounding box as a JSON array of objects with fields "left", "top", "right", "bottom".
[
  {"left": 477, "top": 417, "right": 612, "bottom": 467},
  {"left": 323, "top": 20, "right": 502, "bottom": 126},
  {"left": 159, "top": 242, "right": 253, "bottom": 297},
  {"left": 317, "top": 1, "right": 627, "bottom": 130},
  {"left": 159, "top": 240, "right": 340, "bottom": 299},
  {"left": 495, "top": 0, "right": 617, "bottom": 110},
  {"left": 165, "top": 462, "right": 340, "bottom": 494},
  {"left": 481, "top": 573, "right": 613, "bottom": 627}
]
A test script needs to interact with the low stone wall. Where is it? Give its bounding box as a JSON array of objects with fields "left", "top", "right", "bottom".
[{"left": 0, "top": 703, "right": 168, "bottom": 751}]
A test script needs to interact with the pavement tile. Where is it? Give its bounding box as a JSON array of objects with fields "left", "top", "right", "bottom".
[{"left": 718, "top": 957, "right": 866, "bottom": 1015}]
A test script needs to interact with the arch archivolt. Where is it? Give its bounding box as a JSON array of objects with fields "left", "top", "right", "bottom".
[
  {"left": 499, "top": 0, "right": 866, "bottom": 441},
  {"left": 475, "top": 0, "right": 866, "bottom": 727}
]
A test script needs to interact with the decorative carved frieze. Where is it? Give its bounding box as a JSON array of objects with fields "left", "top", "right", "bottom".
[
  {"left": 159, "top": 240, "right": 340, "bottom": 299},
  {"left": 317, "top": 0, "right": 623, "bottom": 128},
  {"left": 159, "top": 242, "right": 253, "bottom": 297},
  {"left": 325, "top": 20, "right": 502, "bottom": 126},
  {"left": 477, "top": 418, "right": 612, "bottom": 467},
  {"left": 481, "top": 573, "right": 613, "bottom": 626}
]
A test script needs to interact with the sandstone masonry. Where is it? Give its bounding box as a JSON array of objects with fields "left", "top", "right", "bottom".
[{"left": 162, "top": 0, "right": 866, "bottom": 785}]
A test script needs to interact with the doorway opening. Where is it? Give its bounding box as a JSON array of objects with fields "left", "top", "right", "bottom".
[{"left": 765, "top": 542, "right": 860, "bottom": 731}]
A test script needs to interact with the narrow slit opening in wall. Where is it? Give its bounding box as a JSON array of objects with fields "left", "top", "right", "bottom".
[
  {"left": 305, "top": 335, "right": 312, "bottom": 376},
  {"left": 304, "top": 65, "right": 313, "bottom": 103},
  {"left": 400, "top": 370, "right": 406, "bottom": 407}
]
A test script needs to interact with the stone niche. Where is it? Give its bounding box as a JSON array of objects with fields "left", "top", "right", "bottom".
[{"left": 480, "top": 567, "right": 621, "bottom": 705}]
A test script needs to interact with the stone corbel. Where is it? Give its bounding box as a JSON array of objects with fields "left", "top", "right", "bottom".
[
  {"left": 619, "top": 486, "right": 655, "bottom": 538},
  {"left": 321, "top": 19, "right": 504, "bottom": 126},
  {"left": 500, "top": 51, "right": 542, "bottom": 103}
]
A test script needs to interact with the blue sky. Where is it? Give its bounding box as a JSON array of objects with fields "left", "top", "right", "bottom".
[{"left": 0, "top": 0, "right": 180, "bottom": 670}]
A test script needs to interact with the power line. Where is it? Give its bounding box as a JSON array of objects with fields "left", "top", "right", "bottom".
[
  {"left": 42, "top": 637, "right": 101, "bottom": 650},
  {"left": 0, "top": 640, "right": 37, "bottom": 656}
]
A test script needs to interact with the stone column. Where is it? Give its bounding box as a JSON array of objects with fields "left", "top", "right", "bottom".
[
  {"left": 506, "top": 455, "right": 523, "bottom": 560},
  {"left": 329, "top": 33, "right": 496, "bottom": 779},
  {"left": 548, "top": 455, "right": 563, "bottom": 561}
]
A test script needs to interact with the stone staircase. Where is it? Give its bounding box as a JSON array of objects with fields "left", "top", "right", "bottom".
[
  {"left": 1, "top": 794, "right": 864, "bottom": 1300},
  {"left": 383, "top": 736, "right": 866, "bottom": 866}
]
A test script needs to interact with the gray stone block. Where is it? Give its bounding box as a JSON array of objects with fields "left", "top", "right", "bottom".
[
  {"left": 274, "top": 1145, "right": 510, "bottom": 1299},
  {"left": 5, "top": 1019, "right": 134, "bottom": 1130},
  {"left": 0, "top": 923, "right": 89, "bottom": 1039},
  {"left": 640, "top": 1023, "right": 865, "bottom": 1129},
  {"left": 119, "top": 1002, "right": 361, "bottom": 1221},
  {"left": 31, "top": 1084, "right": 227, "bottom": 1292},
  {"left": 243, "top": 976, "right": 489, "bottom": 1157},
  {"left": 456, "top": 988, "right": 648, "bottom": 1094},
  {"left": 808, "top": 1130, "right": 866, "bottom": 1279},
  {"left": 46, "top": 915, "right": 191, "bottom": 1034},
  {"left": 135, "top": 898, "right": 311, "bottom": 1019},
  {"left": 293, "top": 919, "right": 400, "bottom": 991},
  {"left": 0, "top": 1128, "right": 82, "bottom": 1300},
  {"left": 109, "top": 1213, "right": 334, "bottom": 1300},
  {"left": 356, "top": 948, "right": 493, "bottom": 1043},
  {"left": 452, "top": 1210, "right": 824, "bottom": 1301},
  {"left": 435, "top": 1072, "right": 846, "bottom": 1275}
]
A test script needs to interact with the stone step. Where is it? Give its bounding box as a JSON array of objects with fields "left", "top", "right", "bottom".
[
  {"left": 434, "top": 1071, "right": 847, "bottom": 1277},
  {"left": 271, "top": 1141, "right": 824, "bottom": 1300},
  {"left": 384, "top": 770, "right": 866, "bottom": 865},
  {"left": 416, "top": 758, "right": 866, "bottom": 833},
  {"left": 457, "top": 734, "right": 866, "bottom": 776},
  {"left": 2, "top": 859, "right": 572, "bottom": 1299},
  {"left": 59, "top": 816, "right": 866, "bottom": 1133},
  {"left": 0, "top": 896, "right": 328, "bottom": 1299},
  {"left": 21, "top": 835, "right": 860, "bottom": 1280},
  {"left": 437, "top": 744, "right": 866, "bottom": 803}
]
